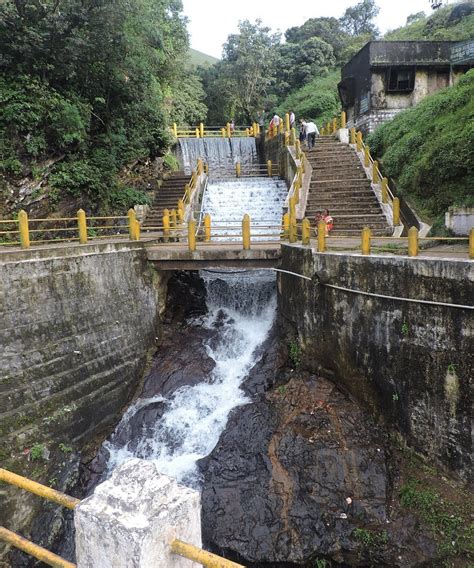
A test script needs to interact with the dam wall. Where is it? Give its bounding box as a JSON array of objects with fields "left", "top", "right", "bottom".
[{"left": 278, "top": 244, "right": 473, "bottom": 479}]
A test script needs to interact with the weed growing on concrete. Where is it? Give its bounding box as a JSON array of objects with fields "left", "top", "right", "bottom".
[
  {"left": 58, "top": 443, "right": 73, "bottom": 454},
  {"left": 314, "top": 559, "right": 328, "bottom": 568},
  {"left": 277, "top": 385, "right": 286, "bottom": 395},
  {"left": 447, "top": 363, "right": 456, "bottom": 374},
  {"left": 29, "top": 444, "right": 45, "bottom": 461},
  {"left": 353, "top": 528, "right": 388, "bottom": 551},
  {"left": 401, "top": 320, "right": 409, "bottom": 336},
  {"left": 392, "top": 393, "right": 399, "bottom": 401}
]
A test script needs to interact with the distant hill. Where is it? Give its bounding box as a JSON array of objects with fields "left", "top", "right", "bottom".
[
  {"left": 384, "top": 1, "right": 474, "bottom": 40},
  {"left": 188, "top": 48, "right": 219, "bottom": 67}
]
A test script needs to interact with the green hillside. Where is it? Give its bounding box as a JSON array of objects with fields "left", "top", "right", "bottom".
[
  {"left": 368, "top": 70, "right": 474, "bottom": 228},
  {"left": 189, "top": 48, "right": 219, "bottom": 67}
]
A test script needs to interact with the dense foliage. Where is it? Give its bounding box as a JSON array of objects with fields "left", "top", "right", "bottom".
[
  {"left": 368, "top": 70, "right": 474, "bottom": 222},
  {"left": 0, "top": 0, "right": 206, "bottom": 211}
]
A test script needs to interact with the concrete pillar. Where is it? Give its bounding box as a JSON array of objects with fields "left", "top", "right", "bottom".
[{"left": 75, "top": 459, "right": 201, "bottom": 568}]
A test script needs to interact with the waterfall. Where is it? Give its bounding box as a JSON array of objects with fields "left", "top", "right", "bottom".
[
  {"left": 104, "top": 270, "right": 277, "bottom": 487},
  {"left": 178, "top": 137, "right": 258, "bottom": 174}
]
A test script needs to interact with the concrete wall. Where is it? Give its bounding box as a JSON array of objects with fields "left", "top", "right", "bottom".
[
  {"left": 445, "top": 206, "right": 474, "bottom": 236},
  {"left": 278, "top": 245, "right": 473, "bottom": 480},
  {"left": 0, "top": 242, "right": 161, "bottom": 552}
]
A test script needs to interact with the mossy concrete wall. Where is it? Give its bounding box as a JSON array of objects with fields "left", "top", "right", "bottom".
[
  {"left": 278, "top": 245, "right": 472, "bottom": 480},
  {"left": 0, "top": 242, "right": 161, "bottom": 555}
]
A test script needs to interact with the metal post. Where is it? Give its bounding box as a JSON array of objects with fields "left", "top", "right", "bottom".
[
  {"left": 170, "top": 209, "right": 177, "bottom": 232},
  {"left": 285, "top": 113, "right": 290, "bottom": 132},
  {"left": 470, "top": 228, "right": 474, "bottom": 259},
  {"left": 350, "top": 127, "right": 356, "bottom": 144},
  {"left": 289, "top": 214, "right": 297, "bottom": 243},
  {"left": 341, "top": 111, "right": 346, "bottom": 129},
  {"left": 393, "top": 197, "right": 400, "bottom": 225},
  {"left": 361, "top": 227, "right": 371, "bottom": 255},
  {"left": 302, "top": 218, "right": 311, "bottom": 245},
  {"left": 77, "top": 209, "right": 87, "bottom": 244},
  {"left": 289, "top": 196, "right": 296, "bottom": 220},
  {"left": 127, "top": 209, "right": 137, "bottom": 241},
  {"left": 195, "top": 128, "right": 200, "bottom": 138},
  {"left": 134, "top": 219, "right": 140, "bottom": 241},
  {"left": 200, "top": 123, "right": 204, "bottom": 138},
  {"left": 242, "top": 214, "right": 251, "bottom": 250},
  {"left": 177, "top": 199, "right": 184, "bottom": 223},
  {"left": 236, "top": 162, "right": 241, "bottom": 177},
  {"left": 290, "top": 127, "right": 296, "bottom": 145},
  {"left": 173, "top": 123, "right": 178, "bottom": 137},
  {"left": 18, "top": 210, "right": 30, "bottom": 249},
  {"left": 221, "top": 128, "right": 226, "bottom": 138},
  {"left": 332, "top": 118, "right": 337, "bottom": 133},
  {"left": 408, "top": 227, "right": 419, "bottom": 257},
  {"left": 188, "top": 220, "right": 196, "bottom": 251},
  {"left": 356, "top": 131, "right": 362, "bottom": 152},
  {"left": 163, "top": 209, "right": 170, "bottom": 241},
  {"left": 204, "top": 213, "right": 211, "bottom": 242},
  {"left": 267, "top": 160, "right": 272, "bottom": 177},
  {"left": 317, "top": 222, "right": 326, "bottom": 252},
  {"left": 381, "top": 177, "right": 389, "bottom": 203},
  {"left": 364, "top": 146, "right": 370, "bottom": 168},
  {"left": 282, "top": 213, "right": 290, "bottom": 240},
  {"left": 226, "top": 122, "right": 231, "bottom": 138},
  {"left": 372, "top": 160, "right": 380, "bottom": 184}
]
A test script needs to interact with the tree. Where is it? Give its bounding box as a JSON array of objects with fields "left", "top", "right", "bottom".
[
  {"left": 340, "top": 0, "right": 380, "bottom": 37},
  {"left": 285, "top": 17, "right": 349, "bottom": 63},
  {"left": 219, "top": 20, "right": 281, "bottom": 123}
]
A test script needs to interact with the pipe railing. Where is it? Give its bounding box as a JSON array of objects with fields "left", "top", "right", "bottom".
[
  {"left": 173, "top": 122, "right": 260, "bottom": 139},
  {"left": 0, "top": 467, "right": 244, "bottom": 568},
  {"left": 0, "top": 211, "right": 140, "bottom": 249}
]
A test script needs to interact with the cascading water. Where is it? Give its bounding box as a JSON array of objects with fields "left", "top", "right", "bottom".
[
  {"left": 178, "top": 137, "right": 258, "bottom": 174},
  {"left": 104, "top": 270, "right": 277, "bottom": 486}
]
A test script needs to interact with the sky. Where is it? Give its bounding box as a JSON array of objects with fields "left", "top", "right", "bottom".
[{"left": 181, "top": 0, "right": 446, "bottom": 58}]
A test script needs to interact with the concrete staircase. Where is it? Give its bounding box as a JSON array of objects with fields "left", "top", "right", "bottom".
[
  {"left": 142, "top": 172, "right": 190, "bottom": 229},
  {"left": 304, "top": 138, "right": 390, "bottom": 236}
]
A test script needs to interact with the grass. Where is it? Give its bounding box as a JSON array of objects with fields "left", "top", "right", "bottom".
[{"left": 188, "top": 48, "right": 219, "bottom": 68}]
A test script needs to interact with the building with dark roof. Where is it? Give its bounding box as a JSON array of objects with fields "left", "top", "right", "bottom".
[{"left": 338, "top": 40, "right": 474, "bottom": 134}]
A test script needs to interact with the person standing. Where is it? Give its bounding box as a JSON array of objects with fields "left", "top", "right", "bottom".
[
  {"left": 304, "top": 120, "right": 319, "bottom": 149},
  {"left": 289, "top": 110, "right": 295, "bottom": 128}
]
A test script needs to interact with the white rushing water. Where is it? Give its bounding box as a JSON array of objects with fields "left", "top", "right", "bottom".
[
  {"left": 179, "top": 137, "right": 258, "bottom": 174},
  {"left": 105, "top": 270, "right": 276, "bottom": 486}
]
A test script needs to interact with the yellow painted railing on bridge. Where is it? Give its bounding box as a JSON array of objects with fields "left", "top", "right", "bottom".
[
  {"left": 173, "top": 122, "right": 260, "bottom": 139},
  {"left": 0, "top": 467, "right": 244, "bottom": 568}
]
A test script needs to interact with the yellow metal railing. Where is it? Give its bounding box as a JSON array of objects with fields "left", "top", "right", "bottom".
[
  {"left": 0, "top": 210, "right": 140, "bottom": 249},
  {"left": 173, "top": 122, "right": 260, "bottom": 139},
  {"left": 0, "top": 467, "right": 247, "bottom": 568}
]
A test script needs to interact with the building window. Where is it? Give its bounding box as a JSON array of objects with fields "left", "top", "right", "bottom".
[{"left": 387, "top": 67, "right": 415, "bottom": 92}]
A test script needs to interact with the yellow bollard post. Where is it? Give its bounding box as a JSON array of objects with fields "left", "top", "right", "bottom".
[
  {"left": 294, "top": 184, "right": 300, "bottom": 205},
  {"left": 341, "top": 111, "right": 346, "bottom": 129},
  {"left": 242, "top": 214, "right": 251, "bottom": 250},
  {"left": 381, "top": 177, "right": 389, "bottom": 203},
  {"left": 170, "top": 208, "right": 177, "bottom": 229},
  {"left": 282, "top": 213, "right": 290, "bottom": 240},
  {"left": 290, "top": 127, "right": 296, "bottom": 145},
  {"left": 393, "top": 197, "right": 400, "bottom": 225},
  {"left": 372, "top": 160, "right": 380, "bottom": 184},
  {"left": 356, "top": 131, "right": 362, "bottom": 152},
  {"left": 289, "top": 196, "right": 296, "bottom": 220},
  {"left": 267, "top": 160, "right": 272, "bottom": 177},
  {"left": 197, "top": 159, "right": 203, "bottom": 175},
  {"left": 200, "top": 123, "right": 204, "bottom": 138},
  {"left": 333, "top": 118, "right": 337, "bottom": 133},
  {"left": 470, "top": 228, "right": 474, "bottom": 259},
  {"left": 18, "top": 210, "right": 30, "bottom": 249},
  {"left": 284, "top": 132, "right": 290, "bottom": 146},
  {"left": 173, "top": 123, "right": 178, "bottom": 137},
  {"left": 127, "top": 209, "right": 137, "bottom": 241},
  {"left": 134, "top": 218, "right": 141, "bottom": 241},
  {"left": 302, "top": 218, "right": 311, "bottom": 245},
  {"left": 221, "top": 128, "right": 226, "bottom": 138},
  {"left": 256, "top": 123, "right": 261, "bottom": 135},
  {"left": 317, "top": 221, "right": 326, "bottom": 252},
  {"left": 321, "top": 127, "right": 326, "bottom": 136},
  {"left": 350, "top": 127, "right": 356, "bottom": 145},
  {"left": 177, "top": 199, "right": 184, "bottom": 223},
  {"left": 364, "top": 146, "right": 370, "bottom": 168},
  {"left": 285, "top": 113, "right": 290, "bottom": 132},
  {"left": 195, "top": 127, "right": 200, "bottom": 138},
  {"left": 289, "top": 214, "right": 297, "bottom": 243},
  {"left": 408, "top": 227, "right": 419, "bottom": 257},
  {"left": 204, "top": 213, "right": 211, "bottom": 242},
  {"left": 188, "top": 219, "right": 196, "bottom": 251},
  {"left": 279, "top": 121, "right": 284, "bottom": 133},
  {"left": 163, "top": 209, "right": 170, "bottom": 241},
  {"left": 361, "top": 227, "right": 371, "bottom": 255},
  {"left": 295, "top": 139, "right": 302, "bottom": 159},
  {"left": 226, "top": 122, "right": 231, "bottom": 138},
  {"left": 236, "top": 162, "right": 241, "bottom": 177},
  {"left": 77, "top": 209, "right": 88, "bottom": 244}
]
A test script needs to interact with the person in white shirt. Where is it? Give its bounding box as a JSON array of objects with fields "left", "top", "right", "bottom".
[
  {"left": 289, "top": 111, "right": 295, "bottom": 128},
  {"left": 301, "top": 120, "right": 319, "bottom": 149}
]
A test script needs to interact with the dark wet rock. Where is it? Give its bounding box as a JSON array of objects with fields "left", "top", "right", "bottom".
[
  {"left": 200, "top": 375, "right": 438, "bottom": 567},
  {"left": 164, "top": 271, "right": 207, "bottom": 322}
]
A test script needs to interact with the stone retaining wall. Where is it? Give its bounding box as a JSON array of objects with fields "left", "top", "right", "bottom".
[
  {"left": 0, "top": 242, "right": 161, "bottom": 556},
  {"left": 278, "top": 245, "right": 473, "bottom": 479}
]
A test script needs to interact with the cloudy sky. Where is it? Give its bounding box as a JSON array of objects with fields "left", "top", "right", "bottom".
[{"left": 181, "top": 0, "right": 445, "bottom": 58}]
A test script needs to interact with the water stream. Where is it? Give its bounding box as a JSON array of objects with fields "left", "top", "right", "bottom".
[{"left": 178, "top": 137, "right": 258, "bottom": 174}]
